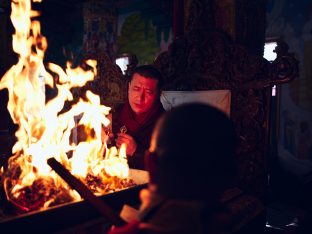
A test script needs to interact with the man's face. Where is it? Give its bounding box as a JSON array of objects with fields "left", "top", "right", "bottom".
[{"left": 128, "top": 73, "right": 159, "bottom": 115}]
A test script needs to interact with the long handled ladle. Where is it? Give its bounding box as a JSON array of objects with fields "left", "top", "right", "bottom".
[{"left": 47, "top": 157, "right": 125, "bottom": 226}]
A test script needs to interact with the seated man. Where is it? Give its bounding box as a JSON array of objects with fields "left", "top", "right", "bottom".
[
  {"left": 109, "top": 103, "right": 238, "bottom": 234},
  {"left": 110, "top": 65, "right": 165, "bottom": 170}
]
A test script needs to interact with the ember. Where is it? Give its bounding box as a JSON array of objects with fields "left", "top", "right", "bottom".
[
  {"left": 85, "top": 174, "right": 136, "bottom": 194},
  {"left": 0, "top": 0, "right": 139, "bottom": 215},
  {"left": 4, "top": 177, "right": 74, "bottom": 212}
]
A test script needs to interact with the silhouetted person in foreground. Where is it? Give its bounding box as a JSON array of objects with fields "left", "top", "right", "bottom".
[{"left": 109, "top": 103, "right": 237, "bottom": 234}]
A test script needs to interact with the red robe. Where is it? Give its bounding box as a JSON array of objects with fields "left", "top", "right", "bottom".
[{"left": 112, "top": 100, "right": 164, "bottom": 170}]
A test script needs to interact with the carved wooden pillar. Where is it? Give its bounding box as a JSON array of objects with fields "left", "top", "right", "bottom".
[
  {"left": 234, "top": 0, "right": 267, "bottom": 56},
  {"left": 173, "top": 0, "right": 184, "bottom": 39},
  {"left": 184, "top": 0, "right": 215, "bottom": 32},
  {"left": 184, "top": 0, "right": 267, "bottom": 56}
]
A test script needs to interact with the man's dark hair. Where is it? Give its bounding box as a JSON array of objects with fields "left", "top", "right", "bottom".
[
  {"left": 151, "top": 103, "right": 237, "bottom": 201},
  {"left": 130, "top": 65, "right": 164, "bottom": 91}
]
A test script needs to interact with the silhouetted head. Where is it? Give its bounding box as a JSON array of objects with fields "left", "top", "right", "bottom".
[{"left": 147, "top": 103, "right": 237, "bottom": 202}]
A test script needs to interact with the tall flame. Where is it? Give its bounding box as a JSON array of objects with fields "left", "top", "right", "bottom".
[{"left": 0, "top": 0, "right": 132, "bottom": 212}]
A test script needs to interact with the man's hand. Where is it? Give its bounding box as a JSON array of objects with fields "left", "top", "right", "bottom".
[
  {"left": 115, "top": 133, "right": 137, "bottom": 156},
  {"left": 101, "top": 127, "right": 114, "bottom": 145}
]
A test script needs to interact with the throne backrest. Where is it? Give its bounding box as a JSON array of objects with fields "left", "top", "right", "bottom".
[
  {"left": 153, "top": 28, "right": 298, "bottom": 201},
  {"left": 160, "top": 89, "right": 231, "bottom": 116}
]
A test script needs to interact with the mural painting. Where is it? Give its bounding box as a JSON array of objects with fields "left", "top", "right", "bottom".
[{"left": 116, "top": 0, "right": 173, "bottom": 64}]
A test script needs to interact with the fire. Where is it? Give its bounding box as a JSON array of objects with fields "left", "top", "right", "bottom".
[{"left": 0, "top": 0, "right": 133, "bottom": 212}]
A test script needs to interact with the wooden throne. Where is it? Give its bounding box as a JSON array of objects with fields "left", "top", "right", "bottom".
[
  {"left": 153, "top": 0, "right": 299, "bottom": 203},
  {"left": 76, "top": 1, "right": 299, "bottom": 231}
]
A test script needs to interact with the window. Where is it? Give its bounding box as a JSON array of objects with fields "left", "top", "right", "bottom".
[
  {"left": 264, "top": 40, "right": 278, "bottom": 96},
  {"left": 264, "top": 41, "right": 278, "bottom": 61},
  {"left": 115, "top": 56, "right": 129, "bottom": 75}
]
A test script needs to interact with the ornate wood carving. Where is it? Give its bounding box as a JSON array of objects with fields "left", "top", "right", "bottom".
[
  {"left": 184, "top": 0, "right": 215, "bottom": 32},
  {"left": 81, "top": 53, "right": 127, "bottom": 109},
  {"left": 154, "top": 0, "right": 298, "bottom": 200}
]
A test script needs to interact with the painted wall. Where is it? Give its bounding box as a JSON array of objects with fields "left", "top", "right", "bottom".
[
  {"left": 116, "top": 0, "right": 173, "bottom": 64},
  {"left": 116, "top": 0, "right": 312, "bottom": 166},
  {"left": 266, "top": 0, "right": 312, "bottom": 165}
]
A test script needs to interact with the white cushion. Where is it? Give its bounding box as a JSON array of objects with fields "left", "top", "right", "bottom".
[{"left": 160, "top": 90, "right": 231, "bottom": 116}]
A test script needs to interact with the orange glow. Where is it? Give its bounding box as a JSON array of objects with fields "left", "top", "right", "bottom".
[{"left": 0, "top": 0, "right": 132, "bottom": 212}]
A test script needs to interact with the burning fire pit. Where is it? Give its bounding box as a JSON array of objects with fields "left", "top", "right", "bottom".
[
  {"left": 0, "top": 0, "right": 148, "bottom": 232},
  {"left": 0, "top": 169, "right": 147, "bottom": 232}
]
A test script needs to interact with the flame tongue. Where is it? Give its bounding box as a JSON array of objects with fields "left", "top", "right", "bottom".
[{"left": 0, "top": 0, "right": 132, "bottom": 212}]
